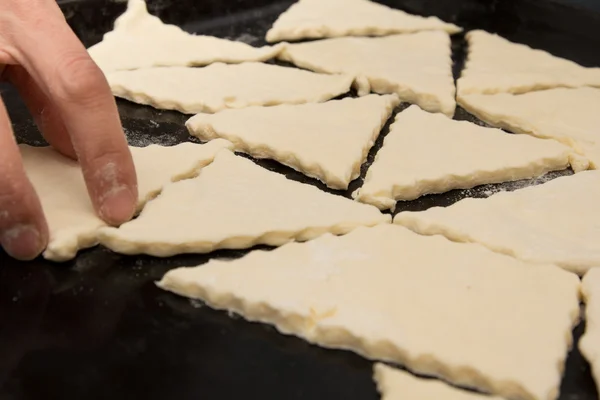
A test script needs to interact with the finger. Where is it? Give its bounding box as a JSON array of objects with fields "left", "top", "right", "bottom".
[
  {"left": 4, "top": 65, "right": 76, "bottom": 159},
  {"left": 7, "top": 2, "right": 138, "bottom": 226},
  {"left": 0, "top": 96, "right": 48, "bottom": 260}
]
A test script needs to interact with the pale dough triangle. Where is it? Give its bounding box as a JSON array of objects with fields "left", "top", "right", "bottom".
[
  {"left": 580, "top": 268, "right": 600, "bottom": 394},
  {"left": 98, "top": 150, "right": 389, "bottom": 257},
  {"left": 279, "top": 32, "right": 456, "bottom": 116},
  {"left": 88, "top": 0, "right": 283, "bottom": 73},
  {"left": 459, "top": 87, "right": 600, "bottom": 168},
  {"left": 157, "top": 224, "right": 580, "bottom": 400},
  {"left": 265, "top": 0, "right": 461, "bottom": 43},
  {"left": 373, "top": 364, "right": 503, "bottom": 400},
  {"left": 106, "top": 63, "right": 354, "bottom": 114},
  {"left": 354, "top": 105, "right": 584, "bottom": 210},
  {"left": 395, "top": 170, "right": 600, "bottom": 275},
  {"left": 22, "top": 139, "right": 233, "bottom": 262},
  {"left": 186, "top": 94, "right": 400, "bottom": 189},
  {"left": 457, "top": 30, "right": 600, "bottom": 96}
]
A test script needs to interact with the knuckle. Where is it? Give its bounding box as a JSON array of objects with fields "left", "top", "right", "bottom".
[
  {"left": 54, "top": 54, "right": 107, "bottom": 104},
  {"left": 0, "top": 176, "right": 35, "bottom": 225}
]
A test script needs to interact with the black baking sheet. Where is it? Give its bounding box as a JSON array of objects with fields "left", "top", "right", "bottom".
[{"left": 1, "top": 0, "right": 599, "bottom": 399}]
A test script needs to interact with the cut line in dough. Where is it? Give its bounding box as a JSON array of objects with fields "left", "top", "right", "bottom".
[
  {"left": 394, "top": 170, "right": 600, "bottom": 275},
  {"left": 22, "top": 139, "right": 232, "bottom": 262},
  {"left": 457, "top": 30, "right": 600, "bottom": 96},
  {"left": 354, "top": 105, "right": 585, "bottom": 210},
  {"left": 580, "top": 268, "right": 600, "bottom": 396},
  {"left": 158, "top": 224, "right": 581, "bottom": 400},
  {"left": 106, "top": 63, "right": 354, "bottom": 114},
  {"left": 458, "top": 87, "right": 600, "bottom": 169},
  {"left": 98, "top": 150, "right": 389, "bottom": 257},
  {"left": 279, "top": 32, "right": 456, "bottom": 117},
  {"left": 373, "top": 363, "right": 503, "bottom": 400},
  {"left": 186, "top": 94, "right": 400, "bottom": 190},
  {"left": 88, "top": 0, "right": 283, "bottom": 73},
  {"left": 266, "top": 0, "right": 461, "bottom": 43}
]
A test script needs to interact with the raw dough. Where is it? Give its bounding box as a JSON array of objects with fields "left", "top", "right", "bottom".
[
  {"left": 394, "top": 170, "right": 600, "bottom": 275},
  {"left": 580, "top": 268, "right": 600, "bottom": 396},
  {"left": 458, "top": 87, "right": 600, "bottom": 168},
  {"left": 107, "top": 63, "right": 354, "bottom": 114},
  {"left": 88, "top": 0, "right": 283, "bottom": 73},
  {"left": 266, "top": 0, "right": 461, "bottom": 43},
  {"left": 158, "top": 224, "right": 581, "bottom": 400},
  {"left": 354, "top": 105, "right": 585, "bottom": 209},
  {"left": 457, "top": 30, "right": 600, "bottom": 96},
  {"left": 279, "top": 32, "right": 456, "bottom": 116},
  {"left": 186, "top": 94, "right": 400, "bottom": 189},
  {"left": 98, "top": 150, "right": 389, "bottom": 257},
  {"left": 374, "top": 363, "right": 503, "bottom": 400},
  {"left": 22, "top": 139, "right": 232, "bottom": 262}
]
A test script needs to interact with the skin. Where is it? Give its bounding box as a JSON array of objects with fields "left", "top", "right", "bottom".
[{"left": 0, "top": 0, "right": 138, "bottom": 261}]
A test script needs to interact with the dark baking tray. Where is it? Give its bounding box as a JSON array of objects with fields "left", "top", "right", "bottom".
[{"left": 1, "top": 1, "right": 599, "bottom": 399}]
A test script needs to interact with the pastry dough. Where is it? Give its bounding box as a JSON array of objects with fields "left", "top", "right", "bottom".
[
  {"left": 579, "top": 268, "right": 600, "bottom": 395},
  {"left": 373, "top": 364, "right": 502, "bottom": 400},
  {"left": 22, "top": 140, "right": 232, "bottom": 262},
  {"left": 354, "top": 105, "right": 585, "bottom": 209},
  {"left": 394, "top": 170, "right": 600, "bottom": 275},
  {"left": 265, "top": 0, "right": 461, "bottom": 43},
  {"left": 279, "top": 32, "right": 456, "bottom": 116},
  {"left": 158, "top": 224, "right": 581, "bottom": 400},
  {"left": 98, "top": 150, "right": 389, "bottom": 257},
  {"left": 88, "top": 0, "right": 283, "bottom": 73},
  {"left": 458, "top": 87, "right": 600, "bottom": 168},
  {"left": 457, "top": 30, "right": 600, "bottom": 96},
  {"left": 106, "top": 63, "right": 354, "bottom": 114},
  {"left": 186, "top": 94, "right": 400, "bottom": 189}
]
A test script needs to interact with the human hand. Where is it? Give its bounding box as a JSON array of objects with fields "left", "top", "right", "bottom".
[{"left": 0, "top": 0, "right": 138, "bottom": 260}]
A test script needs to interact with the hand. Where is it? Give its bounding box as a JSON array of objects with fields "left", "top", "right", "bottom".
[{"left": 0, "top": 0, "right": 138, "bottom": 260}]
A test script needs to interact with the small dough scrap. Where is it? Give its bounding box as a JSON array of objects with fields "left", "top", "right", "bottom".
[
  {"left": 187, "top": 94, "right": 400, "bottom": 189},
  {"left": 158, "top": 224, "right": 581, "bottom": 400},
  {"left": 457, "top": 30, "right": 600, "bottom": 96},
  {"left": 266, "top": 0, "right": 461, "bottom": 43},
  {"left": 459, "top": 87, "right": 600, "bottom": 169},
  {"left": 98, "top": 150, "right": 389, "bottom": 257},
  {"left": 107, "top": 63, "right": 354, "bottom": 114},
  {"left": 88, "top": 0, "right": 283, "bottom": 73},
  {"left": 22, "top": 140, "right": 232, "bottom": 262},
  {"left": 580, "top": 268, "right": 600, "bottom": 395},
  {"left": 279, "top": 32, "right": 456, "bottom": 116},
  {"left": 354, "top": 105, "right": 584, "bottom": 210},
  {"left": 374, "top": 364, "right": 503, "bottom": 400},
  {"left": 394, "top": 170, "right": 600, "bottom": 275}
]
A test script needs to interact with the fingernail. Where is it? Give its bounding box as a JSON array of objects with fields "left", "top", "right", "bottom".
[
  {"left": 1, "top": 224, "right": 44, "bottom": 261},
  {"left": 99, "top": 186, "right": 136, "bottom": 226}
]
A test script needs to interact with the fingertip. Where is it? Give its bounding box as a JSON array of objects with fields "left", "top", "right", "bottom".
[
  {"left": 0, "top": 223, "right": 48, "bottom": 261},
  {"left": 98, "top": 185, "right": 137, "bottom": 226}
]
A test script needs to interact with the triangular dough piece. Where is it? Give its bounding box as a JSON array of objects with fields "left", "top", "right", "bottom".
[
  {"left": 354, "top": 105, "right": 584, "bottom": 209},
  {"left": 23, "top": 139, "right": 232, "bottom": 262},
  {"left": 265, "top": 0, "right": 461, "bottom": 43},
  {"left": 457, "top": 30, "right": 600, "bottom": 96},
  {"left": 187, "top": 94, "right": 400, "bottom": 189},
  {"left": 394, "top": 170, "right": 600, "bottom": 275},
  {"left": 279, "top": 32, "right": 456, "bottom": 116},
  {"left": 157, "top": 224, "right": 580, "bottom": 400},
  {"left": 580, "top": 268, "right": 600, "bottom": 393},
  {"left": 88, "top": 0, "right": 283, "bottom": 73},
  {"left": 373, "top": 364, "right": 503, "bottom": 400},
  {"left": 459, "top": 87, "right": 600, "bottom": 168},
  {"left": 107, "top": 63, "right": 354, "bottom": 114},
  {"left": 98, "top": 150, "right": 389, "bottom": 257}
]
